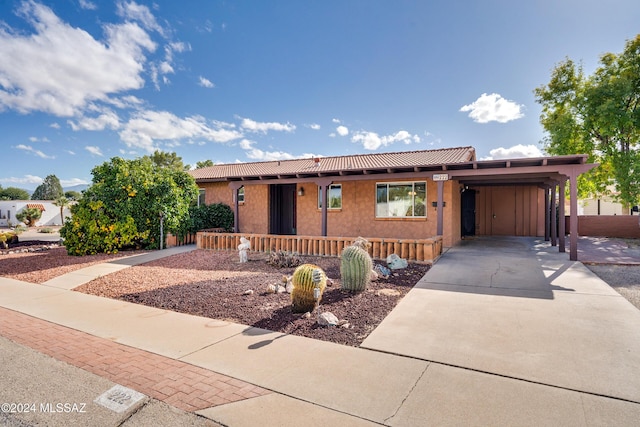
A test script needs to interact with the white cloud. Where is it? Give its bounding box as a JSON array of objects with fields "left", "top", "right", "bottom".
[
  {"left": 460, "top": 93, "right": 525, "bottom": 124},
  {"left": 239, "top": 139, "right": 316, "bottom": 162},
  {"left": 0, "top": 175, "right": 43, "bottom": 185},
  {"left": 16, "top": 144, "right": 55, "bottom": 159},
  {"left": 336, "top": 125, "right": 349, "bottom": 136},
  {"left": 332, "top": 118, "right": 341, "bottom": 123},
  {"left": 0, "top": 1, "right": 156, "bottom": 117},
  {"left": 482, "top": 144, "right": 543, "bottom": 160},
  {"left": 66, "top": 150, "right": 76, "bottom": 155},
  {"left": 29, "top": 136, "right": 50, "bottom": 143},
  {"left": 307, "top": 123, "right": 321, "bottom": 130},
  {"left": 351, "top": 130, "right": 421, "bottom": 150},
  {"left": 68, "top": 109, "right": 120, "bottom": 131},
  {"left": 79, "top": 0, "right": 97, "bottom": 10},
  {"left": 240, "top": 117, "right": 296, "bottom": 134},
  {"left": 116, "top": 1, "right": 164, "bottom": 35},
  {"left": 85, "top": 145, "right": 103, "bottom": 156},
  {"left": 120, "top": 110, "right": 243, "bottom": 152},
  {"left": 50, "top": 122, "right": 61, "bottom": 129},
  {"left": 199, "top": 76, "right": 215, "bottom": 88}
]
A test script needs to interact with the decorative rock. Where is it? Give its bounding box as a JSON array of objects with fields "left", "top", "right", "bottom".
[
  {"left": 376, "top": 288, "right": 401, "bottom": 297},
  {"left": 370, "top": 269, "right": 379, "bottom": 281},
  {"left": 337, "top": 319, "right": 349, "bottom": 326},
  {"left": 387, "top": 254, "right": 408, "bottom": 270},
  {"left": 340, "top": 322, "right": 350, "bottom": 329},
  {"left": 374, "top": 264, "right": 391, "bottom": 279},
  {"left": 266, "top": 284, "right": 277, "bottom": 294},
  {"left": 326, "top": 278, "right": 334, "bottom": 287},
  {"left": 276, "top": 284, "right": 286, "bottom": 294},
  {"left": 317, "top": 311, "right": 339, "bottom": 327},
  {"left": 303, "top": 312, "right": 311, "bottom": 319},
  {"left": 242, "top": 289, "right": 254, "bottom": 295}
]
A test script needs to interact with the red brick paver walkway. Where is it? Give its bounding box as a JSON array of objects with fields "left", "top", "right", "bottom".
[{"left": 0, "top": 307, "right": 271, "bottom": 412}]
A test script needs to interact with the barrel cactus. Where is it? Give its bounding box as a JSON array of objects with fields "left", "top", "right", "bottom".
[
  {"left": 340, "top": 244, "right": 373, "bottom": 292},
  {"left": 291, "top": 263, "right": 327, "bottom": 313}
]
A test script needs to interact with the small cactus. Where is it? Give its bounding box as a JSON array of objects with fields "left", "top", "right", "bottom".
[
  {"left": 291, "top": 264, "right": 327, "bottom": 313},
  {"left": 340, "top": 244, "right": 373, "bottom": 292}
]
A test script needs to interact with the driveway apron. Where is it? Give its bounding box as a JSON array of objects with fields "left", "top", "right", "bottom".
[{"left": 362, "top": 236, "right": 640, "bottom": 403}]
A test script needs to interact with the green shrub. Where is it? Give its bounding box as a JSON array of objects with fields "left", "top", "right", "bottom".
[
  {"left": 177, "top": 203, "right": 234, "bottom": 237},
  {"left": 39, "top": 227, "right": 54, "bottom": 233},
  {"left": 60, "top": 200, "right": 148, "bottom": 255}
]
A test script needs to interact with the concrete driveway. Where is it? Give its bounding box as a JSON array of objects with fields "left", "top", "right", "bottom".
[{"left": 362, "top": 236, "right": 640, "bottom": 404}]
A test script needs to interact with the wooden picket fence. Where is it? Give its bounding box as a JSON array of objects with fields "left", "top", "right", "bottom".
[{"left": 196, "top": 232, "right": 443, "bottom": 264}]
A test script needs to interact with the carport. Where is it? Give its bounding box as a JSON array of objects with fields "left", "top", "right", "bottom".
[{"left": 429, "top": 154, "right": 596, "bottom": 261}]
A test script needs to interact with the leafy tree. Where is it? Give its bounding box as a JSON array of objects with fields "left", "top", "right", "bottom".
[
  {"left": 0, "top": 187, "right": 30, "bottom": 200},
  {"left": 195, "top": 159, "right": 214, "bottom": 169},
  {"left": 61, "top": 156, "right": 199, "bottom": 254},
  {"left": 53, "top": 196, "right": 71, "bottom": 224},
  {"left": 16, "top": 207, "right": 42, "bottom": 227},
  {"left": 535, "top": 34, "right": 640, "bottom": 210},
  {"left": 31, "top": 175, "right": 63, "bottom": 200},
  {"left": 143, "top": 150, "right": 190, "bottom": 171},
  {"left": 64, "top": 190, "right": 82, "bottom": 201}
]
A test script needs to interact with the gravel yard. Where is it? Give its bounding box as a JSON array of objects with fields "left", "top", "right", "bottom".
[
  {"left": 1, "top": 243, "right": 428, "bottom": 347},
  {"left": 586, "top": 265, "right": 640, "bottom": 310}
]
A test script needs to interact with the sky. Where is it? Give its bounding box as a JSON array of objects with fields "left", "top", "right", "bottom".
[{"left": 0, "top": 0, "right": 638, "bottom": 191}]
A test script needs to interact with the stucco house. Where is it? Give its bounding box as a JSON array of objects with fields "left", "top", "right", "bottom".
[
  {"left": 190, "top": 146, "right": 595, "bottom": 261},
  {"left": 0, "top": 200, "right": 71, "bottom": 228}
]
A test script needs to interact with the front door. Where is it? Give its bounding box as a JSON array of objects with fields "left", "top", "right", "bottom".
[
  {"left": 461, "top": 189, "right": 476, "bottom": 236},
  {"left": 269, "top": 184, "right": 297, "bottom": 235}
]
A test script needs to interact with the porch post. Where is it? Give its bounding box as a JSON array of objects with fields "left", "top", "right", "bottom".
[
  {"left": 558, "top": 178, "right": 566, "bottom": 253},
  {"left": 544, "top": 186, "right": 550, "bottom": 241},
  {"left": 229, "top": 182, "right": 242, "bottom": 233},
  {"left": 569, "top": 172, "right": 578, "bottom": 261},
  {"left": 550, "top": 183, "right": 557, "bottom": 247},
  {"left": 315, "top": 178, "right": 333, "bottom": 237},
  {"left": 437, "top": 181, "right": 444, "bottom": 236}
]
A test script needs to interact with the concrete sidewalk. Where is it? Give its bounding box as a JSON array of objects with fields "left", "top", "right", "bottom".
[{"left": 2, "top": 240, "right": 640, "bottom": 425}]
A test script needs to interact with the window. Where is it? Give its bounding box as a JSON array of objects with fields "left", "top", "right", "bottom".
[
  {"left": 376, "top": 182, "right": 426, "bottom": 218},
  {"left": 197, "top": 189, "right": 206, "bottom": 207},
  {"left": 237, "top": 186, "right": 245, "bottom": 203},
  {"left": 318, "top": 184, "right": 342, "bottom": 209}
]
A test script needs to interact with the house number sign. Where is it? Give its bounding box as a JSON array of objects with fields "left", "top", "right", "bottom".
[{"left": 432, "top": 173, "right": 449, "bottom": 181}]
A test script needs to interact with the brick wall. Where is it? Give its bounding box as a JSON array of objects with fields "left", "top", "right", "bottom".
[
  {"left": 564, "top": 215, "right": 640, "bottom": 238},
  {"left": 199, "top": 177, "right": 460, "bottom": 246}
]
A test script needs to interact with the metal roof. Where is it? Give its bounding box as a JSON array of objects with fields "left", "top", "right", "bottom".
[{"left": 190, "top": 146, "right": 477, "bottom": 182}]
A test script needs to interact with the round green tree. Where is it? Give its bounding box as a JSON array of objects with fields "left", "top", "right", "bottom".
[{"left": 61, "top": 156, "right": 199, "bottom": 255}]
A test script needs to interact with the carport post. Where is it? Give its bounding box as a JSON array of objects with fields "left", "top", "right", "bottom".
[
  {"left": 550, "top": 183, "right": 557, "bottom": 247},
  {"left": 569, "top": 172, "right": 578, "bottom": 261},
  {"left": 437, "top": 180, "right": 444, "bottom": 236},
  {"left": 558, "top": 179, "right": 566, "bottom": 252},
  {"left": 544, "top": 187, "right": 550, "bottom": 241}
]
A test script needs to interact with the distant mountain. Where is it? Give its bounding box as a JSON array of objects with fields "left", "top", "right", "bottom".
[{"left": 64, "top": 184, "right": 89, "bottom": 193}]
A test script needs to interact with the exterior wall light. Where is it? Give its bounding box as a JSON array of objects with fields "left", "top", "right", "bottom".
[{"left": 298, "top": 187, "right": 304, "bottom": 196}]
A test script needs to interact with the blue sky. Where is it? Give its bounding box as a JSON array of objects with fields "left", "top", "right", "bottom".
[{"left": 0, "top": 0, "right": 638, "bottom": 190}]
